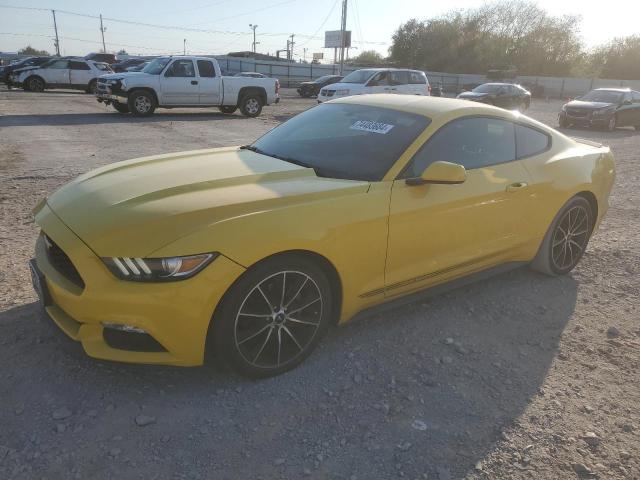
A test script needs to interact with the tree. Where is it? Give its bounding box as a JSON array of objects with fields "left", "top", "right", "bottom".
[
  {"left": 347, "top": 50, "right": 385, "bottom": 66},
  {"left": 388, "top": 0, "right": 583, "bottom": 76},
  {"left": 18, "top": 45, "right": 50, "bottom": 56},
  {"left": 588, "top": 36, "right": 640, "bottom": 80}
]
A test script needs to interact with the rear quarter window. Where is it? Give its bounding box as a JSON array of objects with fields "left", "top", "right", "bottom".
[
  {"left": 408, "top": 72, "right": 427, "bottom": 84},
  {"left": 515, "top": 124, "right": 551, "bottom": 159}
]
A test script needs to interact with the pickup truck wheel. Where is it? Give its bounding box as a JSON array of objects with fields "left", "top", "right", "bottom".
[
  {"left": 27, "top": 76, "right": 45, "bottom": 92},
  {"left": 128, "top": 90, "right": 156, "bottom": 116},
  {"left": 239, "top": 95, "right": 263, "bottom": 117},
  {"left": 219, "top": 106, "right": 237, "bottom": 114},
  {"left": 112, "top": 102, "right": 130, "bottom": 114}
]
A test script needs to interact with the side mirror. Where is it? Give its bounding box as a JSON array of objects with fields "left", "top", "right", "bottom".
[{"left": 406, "top": 161, "right": 467, "bottom": 186}]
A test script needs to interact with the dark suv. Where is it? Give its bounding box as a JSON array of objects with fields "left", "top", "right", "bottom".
[
  {"left": 297, "top": 75, "right": 343, "bottom": 98},
  {"left": 559, "top": 88, "right": 640, "bottom": 131},
  {"left": 84, "top": 53, "right": 118, "bottom": 64}
]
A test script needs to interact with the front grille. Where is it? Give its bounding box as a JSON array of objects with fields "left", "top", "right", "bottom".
[
  {"left": 44, "top": 235, "right": 85, "bottom": 289},
  {"left": 567, "top": 109, "right": 589, "bottom": 117},
  {"left": 103, "top": 328, "right": 167, "bottom": 352}
]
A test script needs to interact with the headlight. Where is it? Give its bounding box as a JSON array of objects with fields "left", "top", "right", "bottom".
[
  {"left": 102, "top": 253, "right": 217, "bottom": 282},
  {"left": 335, "top": 89, "right": 350, "bottom": 95},
  {"left": 592, "top": 107, "right": 615, "bottom": 117},
  {"left": 561, "top": 104, "right": 567, "bottom": 111}
]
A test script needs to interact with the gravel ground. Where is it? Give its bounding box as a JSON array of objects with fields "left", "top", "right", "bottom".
[{"left": 0, "top": 87, "right": 638, "bottom": 480}]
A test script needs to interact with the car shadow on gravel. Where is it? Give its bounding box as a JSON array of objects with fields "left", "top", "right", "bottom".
[
  {"left": 0, "top": 112, "right": 255, "bottom": 127},
  {"left": 0, "top": 267, "right": 577, "bottom": 479}
]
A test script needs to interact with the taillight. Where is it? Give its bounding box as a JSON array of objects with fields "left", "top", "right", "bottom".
[{"left": 275, "top": 79, "right": 280, "bottom": 94}]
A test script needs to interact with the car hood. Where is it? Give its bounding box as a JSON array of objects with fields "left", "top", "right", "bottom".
[
  {"left": 44, "top": 147, "right": 368, "bottom": 257},
  {"left": 564, "top": 100, "right": 616, "bottom": 110},
  {"left": 12, "top": 65, "right": 41, "bottom": 74},
  {"left": 99, "top": 71, "right": 150, "bottom": 81}
]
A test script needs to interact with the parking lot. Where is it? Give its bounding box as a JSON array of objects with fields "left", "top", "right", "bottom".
[{"left": 1, "top": 87, "right": 638, "bottom": 480}]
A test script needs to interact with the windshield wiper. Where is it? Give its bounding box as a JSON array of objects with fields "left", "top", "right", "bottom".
[{"left": 240, "top": 145, "right": 313, "bottom": 170}]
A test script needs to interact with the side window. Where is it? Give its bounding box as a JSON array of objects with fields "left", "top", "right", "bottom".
[
  {"left": 367, "top": 72, "right": 389, "bottom": 87},
  {"left": 166, "top": 60, "right": 195, "bottom": 78},
  {"left": 632, "top": 91, "right": 640, "bottom": 103},
  {"left": 401, "top": 117, "right": 516, "bottom": 178},
  {"left": 70, "top": 61, "right": 90, "bottom": 70},
  {"left": 48, "top": 60, "right": 69, "bottom": 69},
  {"left": 623, "top": 92, "right": 632, "bottom": 103},
  {"left": 515, "top": 124, "right": 550, "bottom": 159},
  {"left": 408, "top": 72, "right": 426, "bottom": 84},
  {"left": 389, "top": 71, "right": 409, "bottom": 86},
  {"left": 197, "top": 60, "right": 216, "bottom": 78}
]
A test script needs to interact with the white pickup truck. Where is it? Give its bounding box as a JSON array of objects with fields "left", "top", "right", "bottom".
[{"left": 96, "top": 56, "right": 280, "bottom": 117}]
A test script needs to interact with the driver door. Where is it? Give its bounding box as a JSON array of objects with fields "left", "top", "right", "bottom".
[
  {"left": 385, "top": 116, "right": 534, "bottom": 297},
  {"left": 160, "top": 59, "right": 199, "bottom": 105},
  {"left": 43, "top": 59, "right": 70, "bottom": 85},
  {"left": 365, "top": 71, "right": 390, "bottom": 94}
]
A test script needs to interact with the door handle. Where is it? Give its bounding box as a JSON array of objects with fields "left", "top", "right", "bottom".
[
  {"left": 191, "top": 80, "right": 198, "bottom": 85},
  {"left": 506, "top": 182, "right": 528, "bottom": 192}
]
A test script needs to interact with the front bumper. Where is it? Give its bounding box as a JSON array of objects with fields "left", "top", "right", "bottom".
[
  {"left": 33, "top": 203, "right": 245, "bottom": 366},
  {"left": 559, "top": 111, "right": 609, "bottom": 128}
]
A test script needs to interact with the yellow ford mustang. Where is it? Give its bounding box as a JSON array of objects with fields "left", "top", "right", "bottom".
[{"left": 31, "top": 95, "right": 615, "bottom": 377}]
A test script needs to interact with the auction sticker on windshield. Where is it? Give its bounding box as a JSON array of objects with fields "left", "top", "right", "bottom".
[{"left": 350, "top": 120, "right": 395, "bottom": 134}]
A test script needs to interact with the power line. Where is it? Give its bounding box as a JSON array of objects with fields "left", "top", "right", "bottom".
[{"left": 299, "top": 0, "right": 340, "bottom": 47}]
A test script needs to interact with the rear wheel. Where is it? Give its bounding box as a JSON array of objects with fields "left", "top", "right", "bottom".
[
  {"left": 213, "top": 255, "right": 333, "bottom": 378},
  {"left": 112, "top": 102, "right": 129, "bottom": 114},
  {"left": 219, "top": 105, "right": 237, "bottom": 114},
  {"left": 531, "top": 196, "right": 593, "bottom": 276},
  {"left": 239, "top": 94, "right": 263, "bottom": 117},
  {"left": 86, "top": 79, "right": 97, "bottom": 94},
  {"left": 558, "top": 116, "right": 569, "bottom": 129},
  {"left": 27, "top": 76, "right": 45, "bottom": 92},
  {"left": 128, "top": 90, "right": 156, "bottom": 116},
  {"left": 605, "top": 115, "right": 616, "bottom": 132}
]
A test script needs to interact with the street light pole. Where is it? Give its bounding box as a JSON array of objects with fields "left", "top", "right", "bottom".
[
  {"left": 183, "top": 38, "right": 186, "bottom": 55},
  {"left": 249, "top": 24, "right": 258, "bottom": 53},
  {"left": 99, "top": 14, "right": 106, "bottom": 53},
  {"left": 51, "top": 10, "right": 60, "bottom": 56},
  {"left": 339, "top": 0, "right": 348, "bottom": 75}
]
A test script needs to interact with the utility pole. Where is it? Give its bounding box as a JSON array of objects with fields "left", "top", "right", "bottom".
[
  {"left": 288, "top": 34, "right": 295, "bottom": 61},
  {"left": 183, "top": 38, "right": 186, "bottom": 55},
  {"left": 51, "top": 10, "right": 60, "bottom": 56},
  {"left": 249, "top": 24, "right": 258, "bottom": 53},
  {"left": 303, "top": 48, "right": 307, "bottom": 62},
  {"left": 99, "top": 14, "right": 106, "bottom": 53},
  {"left": 339, "top": 0, "right": 348, "bottom": 75}
]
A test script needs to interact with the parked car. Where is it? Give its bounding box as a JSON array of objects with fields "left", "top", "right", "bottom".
[
  {"left": 95, "top": 56, "right": 280, "bottom": 116},
  {"left": 317, "top": 68, "right": 430, "bottom": 103},
  {"left": 234, "top": 72, "right": 267, "bottom": 78},
  {"left": 297, "top": 75, "right": 343, "bottom": 98},
  {"left": 11, "top": 58, "right": 113, "bottom": 93},
  {"left": 111, "top": 58, "right": 148, "bottom": 73},
  {"left": 559, "top": 88, "right": 640, "bottom": 131},
  {"left": 457, "top": 83, "right": 531, "bottom": 111},
  {"left": 30, "top": 95, "right": 614, "bottom": 377},
  {"left": 0, "top": 56, "right": 50, "bottom": 88},
  {"left": 85, "top": 52, "right": 118, "bottom": 64}
]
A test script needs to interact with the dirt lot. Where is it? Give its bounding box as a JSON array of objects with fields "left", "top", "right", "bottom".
[{"left": 0, "top": 87, "right": 638, "bottom": 480}]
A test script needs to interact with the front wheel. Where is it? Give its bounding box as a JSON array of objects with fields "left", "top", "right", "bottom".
[
  {"left": 531, "top": 196, "right": 593, "bottom": 276},
  {"left": 86, "top": 79, "right": 97, "bottom": 94},
  {"left": 605, "top": 115, "right": 616, "bottom": 132},
  {"left": 112, "top": 102, "right": 129, "bottom": 114},
  {"left": 128, "top": 90, "right": 156, "bottom": 116},
  {"left": 558, "top": 115, "right": 569, "bottom": 129},
  {"left": 213, "top": 255, "right": 333, "bottom": 378},
  {"left": 239, "top": 95, "right": 263, "bottom": 117},
  {"left": 27, "top": 76, "right": 45, "bottom": 92},
  {"left": 219, "top": 105, "right": 237, "bottom": 114}
]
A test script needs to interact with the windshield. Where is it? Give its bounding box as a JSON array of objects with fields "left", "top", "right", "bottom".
[
  {"left": 251, "top": 104, "right": 430, "bottom": 181},
  {"left": 142, "top": 57, "right": 171, "bottom": 75},
  {"left": 341, "top": 70, "right": 377, "bottom": 84},
  {"left": 472, "top": 84, "right": 504, "bottom": 94},
  {"left": 95, "top": 63, "right": 112, "bottom": 72},
  {"left": 313, "top": 75, "right": 334, "bottom": 83},
  {"left": 579, "top": 90, "right": 623, "bottom": 104}
]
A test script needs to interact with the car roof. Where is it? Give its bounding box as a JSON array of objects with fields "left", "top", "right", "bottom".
[
  {"left": 332, "top": 94, "right": 517, "bottom": 120},
  {"left": 351, "top": 68, "right": 423, "bottom": 73},
  {"left": 593, "top": 87, "right": 630, "bottom": 92}
]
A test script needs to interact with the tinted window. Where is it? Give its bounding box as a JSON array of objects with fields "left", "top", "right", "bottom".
[
  {"left": 143, "top": 57, "right": 171, "bottom": 75},
  {"left": 251, "top": 104, "right": 431, "bottom": 181},
  {"left": 515, "top": 124, "right": 550, "bottom": 158},
  {"left": 342, "top": 69, "right": 376, "bottom": 84},
  {"left": 472, "top": 84, "right": 505, "bottom": 94},
  {"left": 48, "top": 60, "right": 69, "bottom": 69},
  {"left": 166, "top": 60, "right": 195, "bottom": 77},
  {"left": 402, "top": 117, "right": 516, "bottom": 177},
  {"left": 580, "top": 90, "right": 623, "bottom": 103},
  {"left": 367, "top": 71, "right": 389, "bottom": 87},
  {"left": 70, "top": 61, "right": 90, "bottom": 70},
  {"left": 197, "top": 60, "right": 216, "bottom": 78},
  {"left": 408, "top": 71, "right": 426, "bottom": 84},
  {"left": 389, "top": 71, "right": 409, "bottom": 85}
]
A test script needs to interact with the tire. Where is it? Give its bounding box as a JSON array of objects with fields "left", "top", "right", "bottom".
[
  {"left": 213, "top": 255, "right": 333, "bottom": 378},
  {"left": 27, "top": 76, "right": 45, "bottom": 92},
  {"left": 239, "top": 94, "right": 263, "bottom": 117},
  {"left": 112, "top": 102, "right": 129, "bottom": 114},
  {"left": 605, "top": 115, "right": 616, "bottom": 132},
  {"left": 531, "top": 196, "right": 593, "bottom": 276},
  {"left": 558, "top": 116, "right": 569, "bottom": 129},
  {"left": 128, "top": 89, "right": 156, "bottom": 116},
  {"left": 86, "top": 79, "right": 97, "bottom": 94},
  {"left": 219, "top": 105, "right": 237, "bottom": 114}
]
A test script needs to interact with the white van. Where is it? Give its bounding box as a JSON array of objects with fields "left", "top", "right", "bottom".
[{"left": 317, "top": 68, "right": 430, "bottom": 103}]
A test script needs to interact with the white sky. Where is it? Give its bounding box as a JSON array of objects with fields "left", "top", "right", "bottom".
[{"left": 0, "top": 0, "right": 638, "bottom": 60}]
